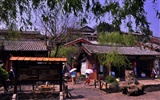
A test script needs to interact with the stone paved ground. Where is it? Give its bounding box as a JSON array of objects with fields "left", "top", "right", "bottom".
[
  {"left": 66, "top": 79, "right": 160, "bottom": 100},
  {"left": 1, "top": 78, "right": 160, "bottom": 100}
]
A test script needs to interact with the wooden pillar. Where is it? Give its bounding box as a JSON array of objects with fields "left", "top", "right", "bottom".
[
  {"left": 5, "top": 60, "right": 9, "bottom": 72},
  {"left": 59, "top": 62, "right": 63, "bottom": 92},
  {"left": 14, "top": 61, "right": 17, "bottom": 93},
  {"left": 94, "top": 80, "right": 96, "bottom": 88},
  {"left": 32, "top": 83, "right": 34, "bottom": 90},
  {"left": 99, "top": 80, "right": 102, "bottom": 90}
]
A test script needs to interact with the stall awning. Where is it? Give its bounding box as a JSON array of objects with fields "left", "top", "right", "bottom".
[{"left": 10, "top": 56, "right": 67, "bottom": 62}]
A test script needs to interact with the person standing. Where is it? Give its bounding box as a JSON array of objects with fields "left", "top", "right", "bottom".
[
  {"left": 133, "top": 62, "right": 137, "bottom": 77},
  {"left": 9, "top": 69, "right": 15, "bottom": 88},
  {"left": 151, "top": 68, "right": 157, "bottom": 79}
]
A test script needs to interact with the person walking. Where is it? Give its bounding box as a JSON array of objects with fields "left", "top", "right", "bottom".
[
  {"left": 8, "top": 69, "right": 15, "bottom": 88},
  {"left": 84, "top": 73, "right": 90, "bottom": 85},
  {"left": 70, "top": 71, "right": 76, "bottom": 85}
]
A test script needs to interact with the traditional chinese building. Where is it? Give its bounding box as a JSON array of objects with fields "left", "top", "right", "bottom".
[
  {"left": 77, "top": 44, "right": 160, "bottom": 80},
  {"left": 0, "top": 30, "right": 48, "bottom": 72}
]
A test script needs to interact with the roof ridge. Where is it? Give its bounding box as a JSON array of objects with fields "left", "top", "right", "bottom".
[{"left": 82, "top": 43, "right": 137, "bottom": 47}]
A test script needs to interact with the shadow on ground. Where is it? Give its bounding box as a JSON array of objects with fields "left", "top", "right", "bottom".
[
  {"left": 0, "top": 93, "right": 13, "bottom": 100},
  {"left": 68, "top": 95, "right": 85, "bottom": 99},
  {"left": 122, "top": 91, "right": 147, "bottom": 96}
]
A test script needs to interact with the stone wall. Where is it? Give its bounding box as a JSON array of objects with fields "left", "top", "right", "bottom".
[{"left": 144, "top": 84, "right": 160, "bottom": 92}]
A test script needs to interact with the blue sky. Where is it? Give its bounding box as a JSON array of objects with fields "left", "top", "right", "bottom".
[
  {"left": 145, "top": 0, "right": 160, "bottom": 37},
  {"left": 88, "top": 0, "right": 160, "bottom": 37}
]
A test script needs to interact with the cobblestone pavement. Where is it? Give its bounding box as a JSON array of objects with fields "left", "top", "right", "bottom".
[
  {"left": 66, "top": 80, "right": 160, "bottom": 100},
  {"left": 1, "top": 78, "right": 160, "bottom": 100}
]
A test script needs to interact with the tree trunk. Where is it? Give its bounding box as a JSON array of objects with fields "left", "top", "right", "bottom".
[
  {"left": 108, "top": 64, "right": 111, "bottom": 76},
  {"left": 54, "top": 43, "right": 60, "bottom": 57}
]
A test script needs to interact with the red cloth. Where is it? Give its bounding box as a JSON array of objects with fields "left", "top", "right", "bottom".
[{"left": 87, "top": 77, "right": 90, "bottom": 83}]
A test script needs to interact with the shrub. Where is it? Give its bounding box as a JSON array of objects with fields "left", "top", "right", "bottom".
[
  {"left": 0, "top": 67, "right": 9, "bottom": 80},
  {"left": 80, "top": 74, "right": 85, "bottom": 78},
  {"left": 106, "top": 75, "right": 118, "bottom": 84},
  {"left": 158, "top": 74, "right": 160, "bottom": 79}
]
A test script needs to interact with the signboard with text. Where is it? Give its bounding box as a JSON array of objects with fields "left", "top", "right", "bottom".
[{"left": 17, "top": 64, "right": 60, "bottom": 81}]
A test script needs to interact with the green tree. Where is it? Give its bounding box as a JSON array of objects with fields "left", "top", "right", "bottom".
[
  {"left": 98, "top": 51, "right": 129, "bottom": 75},
  {"left": 50, "top": 46, "right": 78, "bottom": 58},
  {"left": 0, "top": 67, "right": 9, "bottom": 80},
  {"left": 98, "top": 32, "right": 135, "bottom": 76},
  {"left": 0, "top": 0, "right": 158, "bottom": 59},
  {"left": 96, "top": 22, "right": 120, "bottom": 33},
  {"left": 98, "top": 32, "right": 136, "bottom": 46},
  {"left": 50, "top": 46, "right": 79, "bottom": 66},
  {"left": 34, "top": 4, "right": 81, "bottom": 57},
  {"left": 0, "top": 0, "right": 159, "bottom": 36},
  {"left": 6, "top": 23, "right": 19, "bottom": 40}
]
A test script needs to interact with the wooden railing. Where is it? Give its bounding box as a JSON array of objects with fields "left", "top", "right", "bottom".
[
  {"left": 94, "top": 80, "right": 119, "bottom": 93},
  {"left": 99, "top": 80, "right": 107, "bottom": 90},
  {"left": 93, "top": 80, "right": 107, "bottom": 90}
]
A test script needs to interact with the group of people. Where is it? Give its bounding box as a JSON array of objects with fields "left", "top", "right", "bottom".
[
  {"left": 62, "top": 62, "right": 93, "bottom": 86},
  {"left": 69, "top": 71, "right": 90, "bottom": 85},
  {"left": 134, "top": 67, "right": 159, "bottom": 79},
  {"left": 133, "top": 62, "right": 159, "bottom": 79}
]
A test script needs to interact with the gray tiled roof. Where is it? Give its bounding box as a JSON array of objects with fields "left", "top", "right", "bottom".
[
  {"left": 145, "top": 42, "right": 160, "bottom": 50},
  {"left": 3, "top": 40, "right": 47, "bottom": 51},
  {"left": 0, "top": 30, "right": 40, "bottom": 35},
  {"left": 64, "top": 38, "right": 92, "bottom": 46},
  {"left": 82, "top": 44, "right": 160, "bottom": 56},
  {"left": 79, "top": 26, "right": 95, "bottom": 32}
]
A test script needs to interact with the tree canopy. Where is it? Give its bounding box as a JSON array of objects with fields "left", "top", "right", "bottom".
[
  {"left": 0, "top": 0, "right": 159, "bottom": 36},
  {"left": 96, "top": 22, "right": 120, "bottom": 33},
  {"left": 98, "top": 50, "right": 129, "bottom": 76},
  {"left": 98, "top": 32, "right": 136, "bottom": 46},
  {"left": 98, "top": 51, "right": 128, "bottom": 68},
  {"left": 97, "top": 31, "right": 135, "bottom": 75},
  {"left": 50, "top": 46, "right": 79, "bottom": 57}
]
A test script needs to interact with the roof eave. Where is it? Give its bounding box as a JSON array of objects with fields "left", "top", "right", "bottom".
[{"left": 81, "top": 46, "right": 92, "bottom": 56}]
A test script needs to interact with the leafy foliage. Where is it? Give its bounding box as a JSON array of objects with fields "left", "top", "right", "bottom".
[
  {"left": 0, "top": 67, "right": 9, "bottom": 80},
  {"left": 50, "top": 46, "right": 78, "bottom": 57},
  {"left": 80, "top": 74, "right": 85, "bottom": 78},
  {"left": 98, "top": 32, "right": 136, "bottom": 46},
  {"left": 158, "top": 74, "right": 160, "bottom": 79},
  {"left": 106, "top": 75, "right": 117, "bottom": 84},
  {"left": 6, "top": 30, "right": 19, "bottom": 40},
  {"left": 98, "top": 32, "right": 134, "bottom": 74},
  {"left": 98, "top": 51, "right": 128, "bottom": 69},
  {"left": 96, "top": 22, "right": 120, "bottom": 33},
  {"left": 0, "top": 0, "right": 158, "bottom": 36}
]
